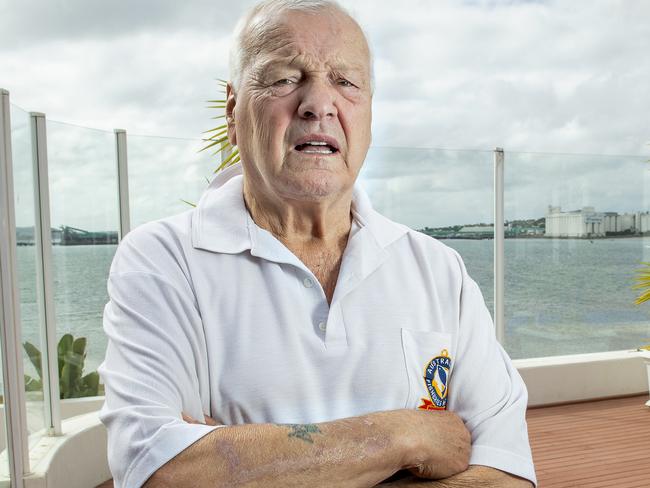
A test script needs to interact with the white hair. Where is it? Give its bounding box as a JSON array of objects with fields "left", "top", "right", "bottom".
[{"left": 228, "top": 0, "right": 374, "bottom": 92}]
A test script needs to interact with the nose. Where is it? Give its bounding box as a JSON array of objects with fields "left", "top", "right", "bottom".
[{"left": 297, "top": 79, "right": 337, "bottom": 120}]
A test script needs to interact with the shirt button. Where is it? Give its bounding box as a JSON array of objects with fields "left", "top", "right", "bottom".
[
  {"left": 318, "top": 321, "right": 327, "bottom": 331},
  {"left": 303, "top": 277, "right": 314, "bottom": 288}
]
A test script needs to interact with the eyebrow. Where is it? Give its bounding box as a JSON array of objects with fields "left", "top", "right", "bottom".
[{"left": 259, "top": 55, "right": 366, "bottom": 76}]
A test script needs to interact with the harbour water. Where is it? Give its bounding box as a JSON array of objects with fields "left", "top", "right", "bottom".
[
  {"left": 447, "top": 237, "right": 650, "bottom": 358},
  {"left": 12, "top": 237, "right": 650, "bottom": 387}
]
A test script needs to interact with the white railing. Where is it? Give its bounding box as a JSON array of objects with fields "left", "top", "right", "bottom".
[
  {"left": 0, "top": 88, "right": 28, "bottom": 488},
  {"left": 30, "top": 112, "right": 62, "bottom": 438}
]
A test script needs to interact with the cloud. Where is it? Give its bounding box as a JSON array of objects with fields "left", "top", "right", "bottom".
[
  {"left": 352, "top": 0, "right": 650, "bottom": 155},
  {"left": 0, "top": 0, "right": 239, "bottom": 48}
]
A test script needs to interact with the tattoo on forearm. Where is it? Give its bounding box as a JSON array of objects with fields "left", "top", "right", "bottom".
[{"left": 281, "top": 423, "right": 322, "bottom": 443}]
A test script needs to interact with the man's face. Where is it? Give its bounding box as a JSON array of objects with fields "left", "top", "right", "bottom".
[{"left": 227, "top": 9, "right": 373, "bottom": 203}]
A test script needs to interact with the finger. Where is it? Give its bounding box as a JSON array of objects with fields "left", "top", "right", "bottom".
[
  {"left": 182, "top": 412, "right": 197, "bottom": 423},
  {"left": 203, "top": 414, "right": 220, "bottom": 426},
  {"left": 407, "top": 465, "right": 436, "bottom": 480}
]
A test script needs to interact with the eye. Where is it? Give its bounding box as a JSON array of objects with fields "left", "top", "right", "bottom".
[
  {"left": 337, "top": 79, "right": 356, "bottom": 88},
  {"left": 274, "top": 78, "right": 294, "bottom": 86}
]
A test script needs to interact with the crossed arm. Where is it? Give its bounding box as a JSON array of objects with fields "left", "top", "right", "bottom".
[{"left": 144, "top": 410, "right": 533, "bottom": 488}]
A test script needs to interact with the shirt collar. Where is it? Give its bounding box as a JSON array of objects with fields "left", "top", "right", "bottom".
[{"left": 191, "top": 163, "right": 408, "bottom": 255}]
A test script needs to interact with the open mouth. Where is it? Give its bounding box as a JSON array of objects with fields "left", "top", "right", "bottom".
[{"left": 295, "top": 141, "right": 339, "bottom": 155}]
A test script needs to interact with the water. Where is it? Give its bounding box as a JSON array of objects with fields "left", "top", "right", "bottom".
[
  {"left": 12, "top": 237, "right": 650, "bottom": 387},
  {"left": 447, "top": 237, "right": 650, "bottom": 359},
  {"left": 17, "top": 244, "right": 116, "bottom": 382}
]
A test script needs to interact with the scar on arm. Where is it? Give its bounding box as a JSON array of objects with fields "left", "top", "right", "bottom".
[{"left": 280, "top": 424, "right": 323, "bottom": 444}]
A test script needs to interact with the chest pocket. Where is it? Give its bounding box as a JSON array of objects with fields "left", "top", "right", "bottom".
[{"left": 401, "top": 328, "right": 455, "bottom": 410}]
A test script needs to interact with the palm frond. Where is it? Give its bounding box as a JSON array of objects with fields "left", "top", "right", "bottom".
[
  {"left": 211, "top": 144, "right": 232, "bottom": 157},
  {"left": 201, "top": 80, "right": 241, "bottom": 168},
  {"left": 215, "top": 148, "right": 240, "bottom": 173},
  {"left": 633, "top": 262, "right": 650, "bottom": 304},
  {"left": 200, "top": 136, "right": 229, "bottom": 153},
  {"left": 202, "top": 124, "right": 228, "bottom": 134},
  {"left": 203, "top": 128, "right": 229, "bottom": 140}
]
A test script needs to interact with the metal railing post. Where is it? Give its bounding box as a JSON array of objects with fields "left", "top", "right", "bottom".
[
  {"left": 30, "top": 112, "right": 62, "bottom": 436},
  {"left": 0, "top": 88, "right": 28, "bottom": 486},
  {"left": 114, "top": 129, "right": 130, "bottom": 240},
  {"left": 494, "top": 148, "right": 505, "bottom": 344}
]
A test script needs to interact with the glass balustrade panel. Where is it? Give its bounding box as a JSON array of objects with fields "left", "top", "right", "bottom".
[
  {"left": 8, "top": 104, "right": 47, "bottom": 452},
  {"left": 46, "top": 120, "right": 119, "bottom": 403},
  {"left": 127, "top": 134, "right": 217, "bottom": 228},
  {"left": 360, "top": 146, "right": 495, "bottom": 314},
  {"left": 504, "top": 150, "right": 650, "bottom": 359}
]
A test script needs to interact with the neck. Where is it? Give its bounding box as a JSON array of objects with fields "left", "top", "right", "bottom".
[{"left": 242, "top": 178, "right": 353, "bottom": 248}]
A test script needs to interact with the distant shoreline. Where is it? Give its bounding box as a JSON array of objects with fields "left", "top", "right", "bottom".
[{"left": 16, "top": 233, "right": 648, "bottom": 245}]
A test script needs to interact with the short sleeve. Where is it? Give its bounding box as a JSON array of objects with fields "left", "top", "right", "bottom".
[
  {"left": 97, "top": 228, "right": 222, "bottom": 488},
  {"left": 447, "top": 259, "right": 537, "bottom": 487}
]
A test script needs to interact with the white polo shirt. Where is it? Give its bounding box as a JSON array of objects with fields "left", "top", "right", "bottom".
[{"left": 98, "top": 163, "right": 537, "bottom": 488}]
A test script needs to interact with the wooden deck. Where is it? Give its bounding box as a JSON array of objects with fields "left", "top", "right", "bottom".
[
  {"left": 527, "top": 395, "right": 650, "bottom": 487},
  {"left": 96, "top": 395, "right": 650, "bottom": 488}
]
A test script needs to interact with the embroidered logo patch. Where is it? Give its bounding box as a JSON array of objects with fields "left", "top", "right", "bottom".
[{"left": 418, "top": 349, "right": 452, "bottom": 410}]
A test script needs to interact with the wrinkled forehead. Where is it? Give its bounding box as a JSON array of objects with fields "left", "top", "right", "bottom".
[{"left": 247, "top": 9, "right": 371, "bottom": 73}]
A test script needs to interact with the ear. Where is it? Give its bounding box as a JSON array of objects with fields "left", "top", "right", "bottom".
[{"left": 226, "top": 82, "right": 237, "bottom": 146}]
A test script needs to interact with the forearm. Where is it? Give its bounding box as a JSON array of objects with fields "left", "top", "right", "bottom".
[
  {"left": 145, "top": 410, "right": 405, "bottom": 488},
  {"left": 376, "top": 466, "right": 533, "bottom": 488}
]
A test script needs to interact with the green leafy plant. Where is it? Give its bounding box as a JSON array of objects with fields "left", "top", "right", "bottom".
[
  {"left": 633, "top": 262, "right": 650, "bottom": 305},
  {"left": 23, "top": 333, "right": 101, "bottom": 399},
  {"left": 634, "top": 258, "right": 650, "bottom": 351},
  {"left": 634, "top": 149, "right": 650, "bottom": 351},
  {"left": 200, "top": 79, "right": 240, "bottom": 173}
]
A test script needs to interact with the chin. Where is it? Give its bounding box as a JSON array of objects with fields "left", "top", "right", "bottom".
[{"left": 279, "top": 174, "right": 346, "bottom": 201}]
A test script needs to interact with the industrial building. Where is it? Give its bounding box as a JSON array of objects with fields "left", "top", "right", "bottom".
[
  {"left": 545, "top": 206, "right": 650, "bottom": 237},
  {"left": 457, "top": 225, "right": 494, "bottom": 239}
]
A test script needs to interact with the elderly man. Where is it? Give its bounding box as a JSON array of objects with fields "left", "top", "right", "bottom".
[{"left": 98, "top": 1, "right": 536, "bottom": 487}]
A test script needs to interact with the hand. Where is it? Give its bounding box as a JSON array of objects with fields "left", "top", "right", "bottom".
[
  {"left": 398, "top": 409, "right": 471, "bottom": 480},
  {"left": 181, "top": 411, "right": 221, "bottom": 426}
]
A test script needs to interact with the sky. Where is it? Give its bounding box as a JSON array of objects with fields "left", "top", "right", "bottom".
[{"left": 1, "top": 0, "right": 649, "bottom": 230}]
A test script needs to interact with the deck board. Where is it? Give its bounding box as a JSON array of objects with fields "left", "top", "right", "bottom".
[{"left": 526, "top": 395, "right": 650, "bottom": 487}]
